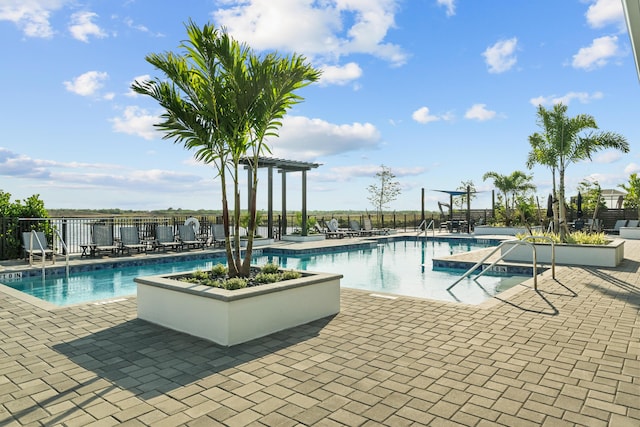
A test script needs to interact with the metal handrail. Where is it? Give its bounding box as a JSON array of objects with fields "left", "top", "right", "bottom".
[
  {"left": 521, "top": 235, "right": 555, "bottom": 279},
  {"left": 448, "top": 238, "right": 554, "bottom": 292},
  {"left": 416, "top": 219, "right": 435, "bottom": 238},
  {"left": 52, "top": 228, "right": 70, "bottom": 276}
]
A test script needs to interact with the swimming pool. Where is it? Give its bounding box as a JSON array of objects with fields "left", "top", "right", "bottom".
[{"left": 2, "top": 238, "right": 527, "bottom": 306}]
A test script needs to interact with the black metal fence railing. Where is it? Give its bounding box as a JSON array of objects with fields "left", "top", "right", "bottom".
[{"left": 0, "top": 209, "right": 518, "bottom": 260}]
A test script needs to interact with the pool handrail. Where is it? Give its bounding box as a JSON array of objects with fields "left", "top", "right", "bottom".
[
  {"left": 52, "top": 228, "right": 70, "bottom": 276},
  {"left": 447, "top": 237, "right": 555, "bottom": 292},
  {"left": 416, "top": 219, "right": 435, "bottom": 238}
]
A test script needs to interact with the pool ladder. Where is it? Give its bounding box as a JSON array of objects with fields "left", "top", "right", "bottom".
[
  {"left": 448, "top": 236, "right": 555, "bottom": 292},
  {"left": 416, "top": 219, "right": 435, "bottom": 238},
  {"left": 27, "top": 229, "right": 69, "bottom": 278}
]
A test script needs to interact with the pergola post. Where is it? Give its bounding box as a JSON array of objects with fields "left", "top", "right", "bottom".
[
  {"left": 302, "top": 170, "right": 308, "bottom": 236},
  {"left": 267, "top": 166, "right": 273, "bottom": 239},
  {"left": 281, "top": 170, "right": 287, "bottom": 236}
]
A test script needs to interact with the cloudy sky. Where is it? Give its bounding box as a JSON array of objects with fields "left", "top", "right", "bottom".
[{"left": 1, "top": 0, "right": 638, "bottom": 212}]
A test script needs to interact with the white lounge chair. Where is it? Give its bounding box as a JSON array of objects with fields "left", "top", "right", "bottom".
[{"left": 22, "top": 231, "right": 55, "bottom": 265}]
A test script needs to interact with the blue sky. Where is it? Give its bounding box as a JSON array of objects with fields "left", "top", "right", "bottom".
[{"left": 1, "top": 0, "right": 638, "bottom": 213}]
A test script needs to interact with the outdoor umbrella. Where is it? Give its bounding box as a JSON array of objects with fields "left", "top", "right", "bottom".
[
  {"left": 546, "top": 194, "right": 554, "bottom": 218},
  {"left": 577, "top": 192, "right": 583, "bottom": 218}
]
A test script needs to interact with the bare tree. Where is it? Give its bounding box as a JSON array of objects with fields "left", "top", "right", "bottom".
[{"left": 367, "top": 165, "right": 401, "bottom": 223}]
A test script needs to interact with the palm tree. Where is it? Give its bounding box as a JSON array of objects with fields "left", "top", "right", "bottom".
[
  {"left": 132, "top": 21, "right": 321, "bottom": 277},
  {"left": 483, "top": 170, "right": 535, "bottom": 226},
  {"left": 527, "top": 103, "right": 629, "bottom": 241}
]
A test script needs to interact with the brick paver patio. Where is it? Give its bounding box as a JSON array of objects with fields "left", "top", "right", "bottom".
[{"left": 0, "top": 238, "right": 638, "bottom": 426}]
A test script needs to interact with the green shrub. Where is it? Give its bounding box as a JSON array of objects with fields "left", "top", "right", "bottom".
[
  {"left": 281, "top": 270, "right": 302, "bottom": 280},
  {"left": 261, "top": 262, "right": 280, "bottom": 274},
  {"left": 192, "top": 270, "right": 209, "bottom": 280},
  {"left": 224, "top": 277, "right": 248, "bottom": 290},
  {"left": 516, "top": 231, "right": 608, "bottom": 245},
  {"left": 210, "top": 263, "right": 227, "bottom": 276},
  {"left": 255, "top": 272, "right": 280, "bottom": 284}
]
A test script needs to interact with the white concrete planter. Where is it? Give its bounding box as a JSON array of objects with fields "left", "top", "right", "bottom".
[
  {"left": 135, "top": 269, "right": 342, "bottom": 346},
  {"left": 281, "top": 234, "right": 326, "bottom": 242},
  {"left": 620, "top": 227, "right": 640, "bottom": 240},
  {"left": 474, "top": 225, "right": 543, "bottom": 236},
  {"left": 239, "top": 238, "right": 274, "bottom": 248},
  {"left": 500, "top": 239, "right": 624, "bottom": 267}
]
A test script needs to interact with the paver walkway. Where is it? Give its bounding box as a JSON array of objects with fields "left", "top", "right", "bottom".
[{"left": 0, "top": 239, "right": 638, "bottom": 426}]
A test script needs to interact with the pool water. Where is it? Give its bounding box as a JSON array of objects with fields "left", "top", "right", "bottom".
[{"left": 3, "top": 239, "right": 526, "bottom": 306}]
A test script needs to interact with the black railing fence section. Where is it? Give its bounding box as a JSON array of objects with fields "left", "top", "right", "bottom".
[{"left": 2, "top": 208, "right": 635, "bottom": 260}]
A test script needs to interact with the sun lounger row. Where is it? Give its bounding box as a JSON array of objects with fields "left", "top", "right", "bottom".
[{"left": 316, "top": 218, "right": 390, "bottom": 238}]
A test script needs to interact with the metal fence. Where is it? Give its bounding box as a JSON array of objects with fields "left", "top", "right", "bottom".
[{"left": 0, "top": 210, "right": 505, "bottom": 260}]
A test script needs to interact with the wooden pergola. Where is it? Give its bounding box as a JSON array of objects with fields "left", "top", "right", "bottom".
[{"left": 240, "top": 157, "right": 321, "bottom": 238}]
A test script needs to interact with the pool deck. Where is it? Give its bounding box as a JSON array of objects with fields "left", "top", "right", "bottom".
[{"left": 0, "top": 232, "right": 638, "bottom": 426}]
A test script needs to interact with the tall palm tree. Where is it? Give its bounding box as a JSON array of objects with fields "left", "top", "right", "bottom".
[
  {"left": 483, "top": 170, "right": 535, "bottom": 226},
  {"left": 527, "top": 103, "right": 629, "bottom": 241},
  {"left": 132, "top": 21, "right": 321, "bottom": 277}
]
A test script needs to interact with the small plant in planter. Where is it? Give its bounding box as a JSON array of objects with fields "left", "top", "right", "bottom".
[
  {"left": 516, "top": 231, "right": 608, "bottom": 245},
  {"left": 177, "top": 262, "right": 301, "bottom": 289}
]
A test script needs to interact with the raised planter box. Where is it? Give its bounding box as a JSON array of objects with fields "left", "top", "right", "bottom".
[
  {"left": 500, "top": 239, "right": 624, "bottom": 267},
  {"left": 239, "top": 238, "right": 274, "bottom": 247},
  {"left": 474, "top": 225, "right": 543, "bottom": 236},
  {"left": 620, "top": 227, "right": 640, "bottom": 240},
  {"left": 281, "top": 234, "right": 326, "bottom": 242},
  {"left": 135, "top": 269, "right": 342, "bottom": 346}
]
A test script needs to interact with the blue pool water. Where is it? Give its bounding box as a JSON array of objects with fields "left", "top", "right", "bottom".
[{"left": 3, "top": 239, "right": 526, "bottom": 306}]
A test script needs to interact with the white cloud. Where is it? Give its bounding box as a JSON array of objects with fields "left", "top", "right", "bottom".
[
  {"left": 213, "top": 0, "right": 407, "bottom": 66},
  {"left": 126, "top": 75, "right": 151, "bottom": 97},
  {"left": 529, "top": 91, "right": 604, "bottom": 106},
  {"left": 624, "top": 163, "right": 640, "bottom": 174},
  {"left": 464, "top": 104, "right": 496, "bottom": 121},
  {"left": 265, "top": 115, "right": 382, "bottom": 160},
  {"left": 319, "top": 62, "right": 363, "bottom": 86},
  {"left": 437, "top": 0, "right": 456, "bottom": 17},
  {"left": 482, "top": 38, "right": 518, "bottom": 73},
  {"left": 572, "top": 35, "right": 620, "bottom": 70},
  {"left": 68, "top": 11, "right": 107, "bottom": 42},
  {"left": 585, "top": 0, "right": 625, "bottom": 29},
  {"left": 412, "top": 106, "right": 453, "bottom": 124},
  {"left": 63, "top": 71, "right": 109, "bottom": 96},
  {"left": 594, "top": 151, "right": 622, "bottom": 163},
  {"left": 110, "top": 106, "right": 159, "bottom": 140},
  {"left": 0, "top": 0, "right": 69, "bottom": 38}
]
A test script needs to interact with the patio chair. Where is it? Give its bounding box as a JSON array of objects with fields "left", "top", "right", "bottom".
[
  {"left": 211, "top": 224, "right": 226, "bottom": 248},
  {"left": 91, "top": 224, "right": 119, "bottom": 256},
  {"left": 119, "top": 226, "right": 147, "bottom": 254},
  {"left": 349, "top": 220, "right": 370, "bottom": 237},
  {"left": 363, "top": 217, "right": 389, "bottom": 235},
  {"left": 22, "top": 231, "right": 55, "bottom": 265},
  {"left": 604, "top": 219, "right": 628, "bottom": 235},
  {"left": 324, "top": 219, "right": 346, "bottom": 239},
  {"left": 154, "top": 225, "right": 182, "bottom": 251},
  {"left": 178, "top": 224, "right": 206, "bottom": 250},
  {"left": 626, "top": 219, "right": 639, "bottom": 227}
]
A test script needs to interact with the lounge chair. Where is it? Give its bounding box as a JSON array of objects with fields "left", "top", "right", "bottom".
[
  {"left": 119, "top": 226, "right": 147, "bottom": 254},
  {"left": 349, "top": 220, "right": 370, "bottom": 237},
  {"left": 178, "top": 224, "right": 206, "bottom": 250},
  {"left": 604, "top": 219, "right": 628, "bottom": 235},
  {"left": 22, "top": 231, "right": 55, "bottom": 265},
  {"left": 154, "top": 225, "right": 182, "bottom": 251},
  {"left": 211, "top": 224, "right": 226, "bottom": 247},
  {"left": 324, "top": 219, "right": 346, "bottom": 239},
  {"left": 363, "top": 217, "right": 389, "bottom": 235},
  {"left": 626, "top": 219, "right": 639, "bottom": 227},
  {"left": 91, "top": 224, "right": 119, "bottom": 256}
]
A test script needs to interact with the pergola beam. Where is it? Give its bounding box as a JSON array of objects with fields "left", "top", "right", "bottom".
[{"left": 241, "top": 157, "right": 321, "bottom": 238}]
